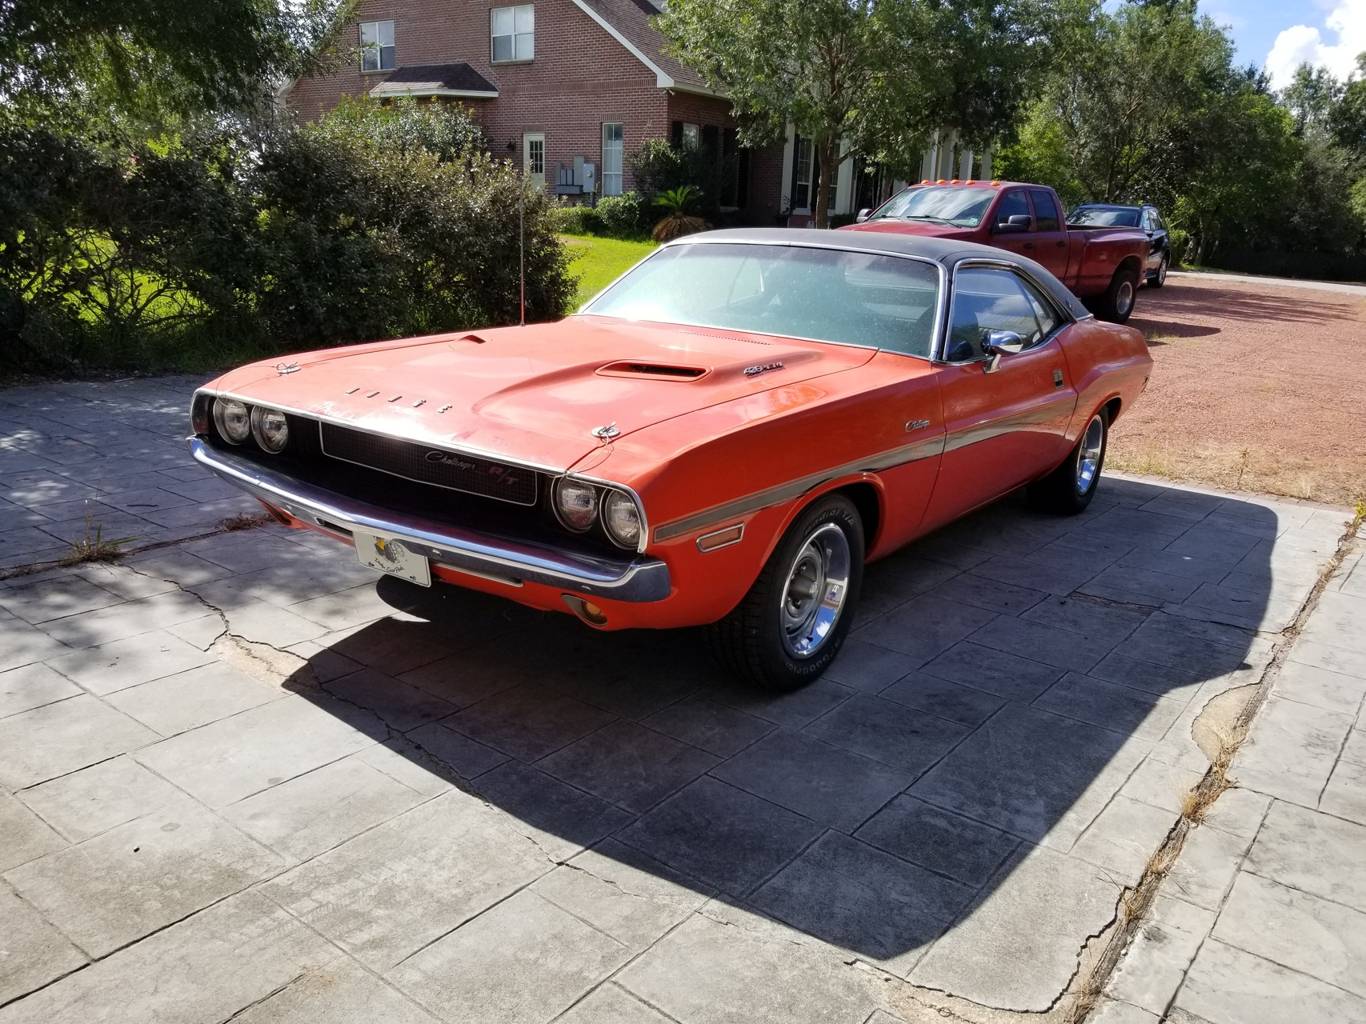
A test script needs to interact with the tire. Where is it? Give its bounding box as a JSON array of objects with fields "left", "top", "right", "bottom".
[
  {"left": 1148, "top": 255, "right": 1169, "bottom": 289},
  {"left": 1097, "top": 266, "right": 1140, "bottom": 323},
  {"left": 707, "top": 494, "right": 864, "bottom": 691},
  {"left": 1029, "top": 408, "right": 1109, "bottom": 515}
]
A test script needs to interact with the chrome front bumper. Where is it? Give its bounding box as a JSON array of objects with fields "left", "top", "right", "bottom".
[{"left": 189, "top": 438, "right": 672, "bottom": 602}]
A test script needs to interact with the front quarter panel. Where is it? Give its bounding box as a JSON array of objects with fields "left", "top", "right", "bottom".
[{"left": 582, "top": 355, "right": 946, "bottom": 623}]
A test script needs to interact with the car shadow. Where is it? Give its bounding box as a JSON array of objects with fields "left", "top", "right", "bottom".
[{"left": 274, "top": 477, "right": 1277, "bottom": 985}]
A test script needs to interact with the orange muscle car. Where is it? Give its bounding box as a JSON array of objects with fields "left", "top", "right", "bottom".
[{"left": 189, "top": 230, "right": 1152, "bottom": 689}]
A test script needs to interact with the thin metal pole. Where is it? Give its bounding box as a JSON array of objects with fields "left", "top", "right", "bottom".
[{"left": 519, "top": 177, "right": 526, "bottom": 327}]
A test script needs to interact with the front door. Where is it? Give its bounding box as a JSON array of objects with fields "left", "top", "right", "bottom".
[
  {"left": 522, "top": 132, "right": 545, "bottom": 189},
  {"left": 1027, "top": 188, "right": 1070, "bottom": 280},
  {"left": 924, "top": 265, "right": 1078, "bottom": 527}
]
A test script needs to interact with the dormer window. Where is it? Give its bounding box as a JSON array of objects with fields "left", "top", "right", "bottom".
[
  {"left": 491, "top": 5, "right": 534, "bottom": 62},
  {"left": 360, "top": 20, "right": 396, "bottom": 72}
]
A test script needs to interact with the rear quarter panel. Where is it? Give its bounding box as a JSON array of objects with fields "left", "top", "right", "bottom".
[
  {"left": 1068, "top": 228, "right": 1149, "bottom": 296},
  {"left": 1058, "top": 319, "right": 1153, "bottom": 442}
]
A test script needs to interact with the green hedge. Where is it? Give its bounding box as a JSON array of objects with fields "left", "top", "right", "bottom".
[{"left": 0, "top": 106, "right": 574, "bottom": 371}]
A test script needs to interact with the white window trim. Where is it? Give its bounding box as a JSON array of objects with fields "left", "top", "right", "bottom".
[
  {"left": 491, "top": 4, "right": 535, "bottom": 64},
  {"left": 602, "top": 123, "right": 624, "bottom": 197},
  {"left": 359, "top": 20, "right": 396, "bottom": 74}
]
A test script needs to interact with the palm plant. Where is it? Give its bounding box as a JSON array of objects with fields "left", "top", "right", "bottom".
[{"left": 651, "top": 185, "right": 707, "bottom": 242}]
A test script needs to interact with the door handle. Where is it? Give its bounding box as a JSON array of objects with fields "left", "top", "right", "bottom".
[
  {"left": 1055, "top": 240, "right": 1065, "bottom": 247},
  {"left": 1022, "top": 242, "right": 1034, "bottom": 250}
]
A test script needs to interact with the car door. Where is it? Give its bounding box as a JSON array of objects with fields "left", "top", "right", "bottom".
[
  {"left": 1143, "top": 208, "right": 1168, "bottom": 273},
  {"left": 986, "top": 188, "right": 1034, "bottom": 259},
  {"left": 923, "top": 264, "right": 1079, "bottom": 527},
  {"left": 1027, "top": 189, "right": 1070, "bottom": 279}
]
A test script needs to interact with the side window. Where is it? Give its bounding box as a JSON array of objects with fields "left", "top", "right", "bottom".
[
  {"left": 994, "top": 190, "right": 1030, "bottom": 229},
  {"left": 1029, "top": 190, "right": 1061, "bottom": 231},
  {"left": 1017, "top": 276, "right": 1060, "bottom": 341},
  {"left": 945, "top": 268, "right": 1045, "bottom": 361}
]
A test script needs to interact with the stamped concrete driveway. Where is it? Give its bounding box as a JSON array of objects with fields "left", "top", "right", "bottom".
[{"left": 0, "top": 378, "right": 1361, "bottom": 1024}]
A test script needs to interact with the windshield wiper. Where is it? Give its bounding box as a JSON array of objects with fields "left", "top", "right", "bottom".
[{"left": 901, "top": 215, "right": 953, "bottom": 224}]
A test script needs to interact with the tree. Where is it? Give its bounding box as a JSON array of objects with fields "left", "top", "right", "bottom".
[
  {"left": 1032, "top": 0, "right": 1236, "bottom": 202},
  {"left": 1332, "top": 54, "right": 1366, "bottom": 158},
  {"left": 1281, "top": 63, "right": 1345, "bottom": 137},
  {"left": 656, "top": 0, "right": 1064, "bottom": 227},
  {"left": 0, "top": 0, "right": 347, "bottom": 128}
]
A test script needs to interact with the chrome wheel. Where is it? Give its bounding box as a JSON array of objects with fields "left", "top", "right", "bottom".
[
  {"left": 1116, "top": 279, "right": 1135, "bottom": 317},
  {"left": 779, "top": 522, "right": 851, "bottom": 658},
  {"left": 1075, "top": 414, "right": 1105, "bottom": 495},
  {"left": 1157, "top": 257, "right": 1168, "bottom": 286}
]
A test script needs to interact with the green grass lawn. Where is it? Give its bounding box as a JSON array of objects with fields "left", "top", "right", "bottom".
[{"left": 561, "top": 233, "right": 656, "bottom": 309}]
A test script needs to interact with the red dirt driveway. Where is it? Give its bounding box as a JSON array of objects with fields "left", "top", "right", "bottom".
[{"left": 1110, "top": 274, "right": 1366, "bottom": 506}]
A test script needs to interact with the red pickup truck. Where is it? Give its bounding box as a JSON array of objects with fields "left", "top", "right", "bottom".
[{"left": 843, "top": 181, "right": 1149, "bottom": 323}]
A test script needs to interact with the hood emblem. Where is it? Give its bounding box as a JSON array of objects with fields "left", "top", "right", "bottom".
[
  {"left": 275, "top": 362, "right": 301, "bottom": 375},
  {"left": 744, "top": 361, "right": 785, "bottom": 378},
  {"left": 592, "top": 423, "right": 621, "bottom": 441}
]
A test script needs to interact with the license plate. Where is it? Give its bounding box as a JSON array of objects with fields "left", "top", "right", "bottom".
[{"left": 353, "top": 529, "right": 431, "bottom": 587}]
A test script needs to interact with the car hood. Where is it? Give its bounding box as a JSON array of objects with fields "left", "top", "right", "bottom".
[
  {"left": 204, "top": 316, "right": 876, "bottom": 472},
  {"left": 841, "top": 220, "right": 968, "bottom": 239}
]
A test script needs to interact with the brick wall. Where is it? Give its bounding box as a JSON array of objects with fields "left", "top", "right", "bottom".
[
  {"left": 284, "top": 0, "right": 784, "bottom": 213},
  {"left": 287, "top": 0, "right": 666, "bottom": 191}
]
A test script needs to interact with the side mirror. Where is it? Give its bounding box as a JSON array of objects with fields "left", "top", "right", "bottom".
[
  {"left": 856, "top": 208, "right": 872, "bottom": 223},
  {"left": 982, "top": 330, "right": 1025, "bottom": 373},
  {"left": 993, "top": 214, "right": 1033, "bottom": 234}
]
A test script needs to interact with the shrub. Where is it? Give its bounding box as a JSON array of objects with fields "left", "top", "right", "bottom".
[
  {"left": 313, "top": 95, "right": 486, "bottom": 162},
  {"left": 595, "top": 191, "right": 646, "bottom": 237},
  {"left": 0, "top": 119, "right": 573, "bottom": 371},
  {"left": 629, "top": 138, "right": 736, "bottom": 212},
  {"left": 547, "top": 202, "right": 602, "bottom": 236}
]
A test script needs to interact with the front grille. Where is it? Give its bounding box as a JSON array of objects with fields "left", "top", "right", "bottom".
[{"left": 318, "top": 422, "right": 539, "bottom": 506}]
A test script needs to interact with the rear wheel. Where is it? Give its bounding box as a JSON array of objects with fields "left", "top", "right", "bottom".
[
  {"left": 1029, "top": 409, "right": 1108, "bottom": 515},
  {"left": 1097, "top": 266, "right": 1140, "bottom": 323},
  {"left": 707, "top": 495, "right": 864, "bottom": 690},
  {"left": 1148, "top": 255, "right": 1169, "bottom": 288}
]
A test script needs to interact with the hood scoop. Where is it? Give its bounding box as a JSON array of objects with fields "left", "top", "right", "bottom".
[{"left": 597, "top": 360, "right": 709, "bottom": 381}]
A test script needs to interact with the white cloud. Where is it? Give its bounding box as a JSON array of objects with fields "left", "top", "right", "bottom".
[{"left": 1265, "top": 0, "right": 1366, "bottom": 88}]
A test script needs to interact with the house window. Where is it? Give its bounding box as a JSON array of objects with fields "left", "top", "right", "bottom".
[
  {"left": 681, "top": 123, "right": 700, "bottom": 151},
  {"left": 792, "top": 135, "right": 812, "bottom": 210},
  {"left": 360, "top": 21, "right": 395, "bottom": 72},
  {"left": 492, "top": 5, "right": 534, "bottom": 62},
  {"left": 602, "top": 123, "right": 624, "bottom": 197}
]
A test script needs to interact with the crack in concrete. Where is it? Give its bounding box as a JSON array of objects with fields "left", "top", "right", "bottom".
[
  {"left": 216, "top": 971, "right": 308, "bottom": 1024},
  {"left": 1059, "top": 507, "right": 1366, "bottom": 1024}
]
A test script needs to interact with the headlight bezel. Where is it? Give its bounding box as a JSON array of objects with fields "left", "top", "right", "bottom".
[
  {"left": 553, "top": 477, "right": 601, "bottom": 533},
  {"left": 601, "top": 488, "right": 643, "bottom": 550},
  {"left": 250, "top": 406, "right": 290, "bottom": 454},
  {"left": 212, "top": 398, "right": 252, "bottom": 445}
]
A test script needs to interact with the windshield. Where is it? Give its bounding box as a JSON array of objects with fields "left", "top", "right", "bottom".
[
  {"left": 1069, "top": 207, "right": 1140, "bottom": 227},
  {"left": 581, "top": 243, "right": 941, "bottom": 358},
  {"left": 869, "top": 185, "right": 994, "bottom": 227}
]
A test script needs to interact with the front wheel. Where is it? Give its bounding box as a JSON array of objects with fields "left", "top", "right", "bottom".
[
  {"left": 1029, "top": 409, "right": 1109, "bottom": 515},
  {"left": 707, "top": 495, "right": 864, "bottom": 690},
  {"left": 1097, "top": 266, "right": 1139, "bottom": 323}
]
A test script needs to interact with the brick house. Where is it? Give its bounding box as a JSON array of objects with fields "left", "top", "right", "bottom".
[{"left": 283, "top": 0, "right": 990, "bottom": 224}]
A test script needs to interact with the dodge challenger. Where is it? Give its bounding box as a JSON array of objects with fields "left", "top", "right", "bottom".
[{"left": 189, "top": 230, "right": 1152, "bottom": 689}]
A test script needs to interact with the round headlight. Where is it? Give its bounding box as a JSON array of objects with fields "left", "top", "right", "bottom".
[
  {"left": 212, "top": 399, "right": 251, "bottom": 445},
  {"left": 554, "top": 478, "right": 599, "bottom": 532},
  {"left": 602, "top": 490, "right": 642, "bottom": 549},
  {"left": 250, "top": 406, "right": 289, "bottom": 453}
]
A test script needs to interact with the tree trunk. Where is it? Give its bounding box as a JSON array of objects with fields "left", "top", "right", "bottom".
[{"left": 814, "top": 137, "right": 839, "bottom": 229}]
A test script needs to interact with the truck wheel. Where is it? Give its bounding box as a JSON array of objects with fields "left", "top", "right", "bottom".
[
  {"left": 1098, "top": 266, "right": 1139, "bottom": 323},
  {"left": 707, "top": 495, "right": 864, "bottom": 691},
  {"left": 1029, "top": 408, "right": 1108, "bottom": 515},
  {"left": 1148, "top": 255, "right": 1169, "bottom": 289}
]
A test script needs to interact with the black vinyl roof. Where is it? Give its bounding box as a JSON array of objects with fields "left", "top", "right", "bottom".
[{"left": 668, "top": 228, "right": 1093, "bottom": 321}]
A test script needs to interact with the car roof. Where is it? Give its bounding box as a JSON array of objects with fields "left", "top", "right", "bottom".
[{"left": 665, "top": 228, "right": 1093, "bottom": 321}]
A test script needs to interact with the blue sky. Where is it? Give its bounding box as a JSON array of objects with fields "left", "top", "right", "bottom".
[{"left": 1196, "top": 0, "right": 1366, "bottom": 87}]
